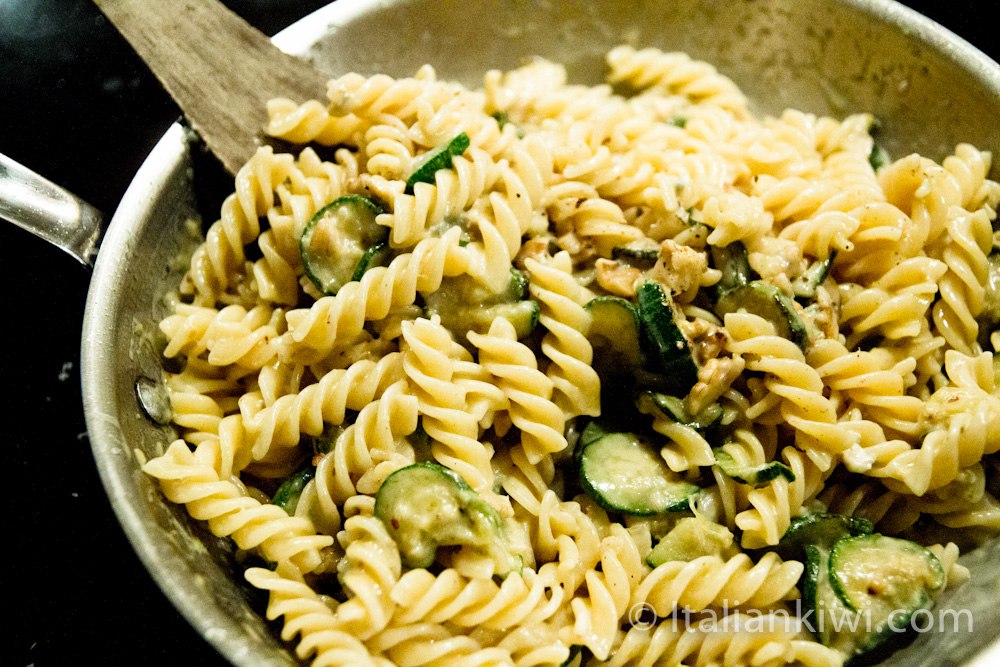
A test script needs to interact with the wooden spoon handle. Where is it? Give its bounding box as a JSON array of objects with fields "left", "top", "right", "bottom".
[{"left": 93, "top": 0, "right": 329, "bottom": 175}]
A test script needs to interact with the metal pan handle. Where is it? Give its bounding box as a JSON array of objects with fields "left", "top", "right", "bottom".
[{"left": 0, "top": 152, "right": 102, "bottom": 266}]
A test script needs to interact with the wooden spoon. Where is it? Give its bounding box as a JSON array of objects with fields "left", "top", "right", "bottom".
[{"left": 92, "top": 0, "right": 329, "bottom": 175}]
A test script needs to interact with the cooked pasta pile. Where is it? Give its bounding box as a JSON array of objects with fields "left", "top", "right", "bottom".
[{"left": 143, "top": 45, "right": 1000, "bottom": 666}]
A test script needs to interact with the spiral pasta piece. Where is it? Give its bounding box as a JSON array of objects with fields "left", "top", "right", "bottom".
[
  {"left": 872, "top": 386, "right": 1000, "bottom": 495},
  {"left": 367, "top": 622, "right": 513, "bottom": 667},
  {"left": 469, "top": 317, "right": 567, "bottom": 464},
  {"left": 244, "top": 353, "right": 405, "bottom": 461},
  {"left": 390, "top": 562, "right": 565, "bottom": 630},
  {"left": 606, "top": 612, "right": 842, "bottom": 667},
  {"left": 143, "top": 440, "right": 333, "bottom": 573},
  {"left": 633, "top": 552, "right": 803, "bottom": 615},
  {"left": 607, "top": 45, "right": 748, "bottom": 114},
  {"left": 266, "top": 97, "right": 366, "bottom": 147},
  {"left": 726, "top": 312, "right": 857, "bottom": 463},
  {"left": 184, "top": 147, "right": 298, "bottom": 304},
  {"left": 319, "top": 380, "right": 419, "bottom": 504},
  {"left": 160, "top": 303, "right": 282, "bottom": 370},
  {"left": 401, "top": 317, "right": 495, "bottom": 493},
  {"left": 930, "top": 205, "right": 993, "bottom": 354},
  {"left": 563, "top": 524, "right": 647, "bottom": 660},
  {"left": 245, "top": 565, "right": 388, "bottom": 667},
  {"left": 526, "top": 252, "right": 601, "bottom": 419},
  {"left": 333, "top": 514, "right": 402, "bottom": 639},
  {"left": 735, "top": 445, "right": 828, "bottom": 548},
  {"left": 279, "top": 226, "right": 471, "bottom": 362},
  {"left": 807, "top": 337, "right": 924, "bottom": 440}
]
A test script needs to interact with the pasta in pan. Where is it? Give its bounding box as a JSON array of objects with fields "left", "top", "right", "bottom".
[{"left": 143, "top": 44, "right": 1000, "bottom": 666}]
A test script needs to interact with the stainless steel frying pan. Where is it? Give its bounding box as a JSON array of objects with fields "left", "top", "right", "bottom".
[{"left": 5, "top": 1, "right": 1000, "bottom": 664}]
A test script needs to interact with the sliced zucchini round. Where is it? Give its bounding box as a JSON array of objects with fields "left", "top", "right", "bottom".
[
  {"left": 828, "top": 535, "right": 945, "bottom": 615},
  {"left": 578, "top": 432, "right": 699, "bottom": 515},
  {"left": 585, "top": 295, "right": 644, "bottom": 368},
  {"left": 375, "top": 462, "right": 504, "bottom": 569},
  {"left": 805, "top": 534, "right": 946, "bottom": 658},
  {"left": 406, "top": 132, "right": 471, "bottom": 193},
  {"left": 300, "top": 194, "right": 388, "bottom": 295},
  {"left": 715, "top": 280, "right": 808, "bottom": 350},
  {"left": 425, "top": 269, "right": 539, "bottom": 342}
]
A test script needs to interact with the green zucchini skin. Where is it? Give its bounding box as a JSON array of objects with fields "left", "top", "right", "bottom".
[
  {"left": 577, "top": 431, "right": 699, "bottom": 515},
  {"left": 713, "top": 448, "right": 795, "bottom": 485},
  {"left": 611, "top": 243, "right": 660, "bottom": 269},
  {"left": 634, "top": 281, "right": 699, "bottom": 395},
  {"left": 772, "top": 513, "right": 873, "bottom": 561},
  {"left": 405, "top": 132, "right": 471, "bottom": 193},
  {"left": 792, "top": 254, "right": 835, "bottom": 301},
  {"left": 271, "top": 467, "right": 316, "bottom": 515},
  {"left": 711, "top": 241, "right": 754, "bottom": 297},
  {"left": 869, "top": 142, "right": 890, "bottom": 171}
]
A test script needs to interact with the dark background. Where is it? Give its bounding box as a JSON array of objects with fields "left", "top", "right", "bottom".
[{"left": 0, "top": 1, "right": 995, "bottom": 665}]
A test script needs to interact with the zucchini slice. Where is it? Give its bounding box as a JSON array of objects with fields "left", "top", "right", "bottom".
[
  {"left": 611, "top": 241, "right": 660, "bottom": 269},
  {"left": 711, "top": 241, "right": 754, "bottom": 297},
  {"left": 559, "top": 646, "right": 585, "bottom": 667},
  {"left": 406, "top": 132, "right": 471, "bottom": 193},
  {"left": 713, "top": 448, "right": 795, "bottom": 486},
  {"left": 578, "top": 431, "right": 699, "bottom": 515},
  {"left": 805, "top": 534, "right": 946, "bottom": 658},
  {"left": 635, "top": 392, "right": 723, "bottom": 432},
  {"left": 715, "top": 281, "right": 808, "bottom": 350},
  {"left": 773, "top": 513, "right": 873, "bottom": 560},
  {"left": 803, "top": 545, "right": 844, "bottom": 648},
  {"left": 869, "top": 142, "right": 890, "bottom": 171},
  {"left": 803, "top": 543, "right": 885, "bottom": 654},
  {"left": 635, "top": 281, "right": 699, "bottom": 394},
  {"left": 300, "top": 195, "right": 389, "bottom": 295},
  {"left": 375, "top": 462, "right": 516, "bottom": 571},
  {"left": 424, "top": 269, "right": 539, "bottom": 342},
  {"left": 585, "top": 296, "right": 644, "bottom": 368},
  {"left": 646, "top": 515, "right": 734, "bottom": 567},
  {"left": 578, "top": 420, "right": 611, "bottom": 449},
  {"left": 829, "top": 535, "right": 945, "bottom": 614},
  {"left": 791, "top": 254, "right": 835, "bottom": 301},
  {"left": 272, "top": 467, "right": 315, "bottom": 515}
]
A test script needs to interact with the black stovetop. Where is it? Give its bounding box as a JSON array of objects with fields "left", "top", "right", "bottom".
[{"left": 1, "top": 1, "right": 996, "bottom": 664}]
